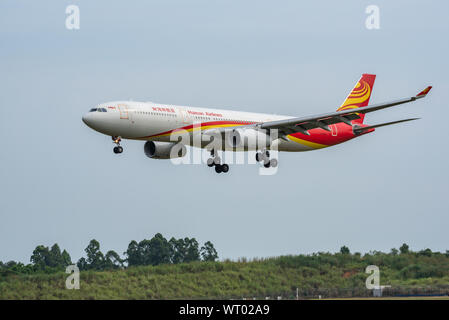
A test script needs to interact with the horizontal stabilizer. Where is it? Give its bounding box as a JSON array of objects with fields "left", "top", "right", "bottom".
[{"left": 354, "top": 118, "right": 420, "bottom": 134}]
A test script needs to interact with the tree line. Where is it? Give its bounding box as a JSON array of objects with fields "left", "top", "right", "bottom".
[
  {"left": 0, "top": 233, "right": 218, "bottom": 274},
  {"left": 2, "top": 240, "right": 446, "bottom": 277}
]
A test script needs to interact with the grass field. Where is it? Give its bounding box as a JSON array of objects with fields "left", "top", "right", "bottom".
[{"left": 1, "top": 253, "right": 449, "bottom": 299}]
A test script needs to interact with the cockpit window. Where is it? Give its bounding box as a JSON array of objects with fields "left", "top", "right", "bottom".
[{"left": 89, "top": 108, "right": 107, "bottom": 112}]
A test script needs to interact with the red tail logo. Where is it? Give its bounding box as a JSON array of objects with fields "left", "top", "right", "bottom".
[{"left": 337, "top": 74, "right": 376, "bottom": 123}]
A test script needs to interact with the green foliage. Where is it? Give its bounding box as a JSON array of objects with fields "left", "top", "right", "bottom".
[
  {"left": 400, "top": 243, "right": 410, "bottom": 254},
  {"left": 390, "top": 248, "right": 399, "bottom": 255},
  {"left": 2, "top": 238, "right": 449, "bottom": 299},
  {"left": 30, "top": 245, "right": 50, "bottom": 268},
  {"left": 340, "top": 246, "right": 350, "bottom": 255},
  {"left": 104, "top": 250, "right": 124, "bottom": 270},
  {"left": 139, "top": 233, "right": 172, "bottom": 265},
  {"left": 29, "top": 243, "right": 72, "bottom": 271},
  {"left": 6, "top": 235, "right": 218, "bottom": 273},
  {"left": 123, "top": 235, "right": 207, "bottom": 267},
  {"left": 418, "top": 248, "right": 432, "bottom": 257},
  {"left": 169, "top": 237, "right": 187, "bottom": 264},
  {"left": 398, "top": 263, "right": 444, "bottom": 279},
  {"left": 124, "top": 240, "right": 140, "bottom": 267},
  {"left": 84, "top": 239, "right": 105, "bottom": 270},
  {"left": 77, "top": 257, "right": 88, "bottom": 271},
  {"left": 201, "top": 241, "right": 218, "bottom": 262},
  {"left": 61, "top": 250, "right": 72, "bottom": 266},
  {"left": 184, "top": 238, "right": 200, "bottom": 262},
  {"left": 1, "top": 250, "right": 448, "bottom": 299}
]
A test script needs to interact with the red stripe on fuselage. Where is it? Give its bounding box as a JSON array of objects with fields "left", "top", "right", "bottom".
[{"left": 290, "top": 123, "right": 358, "bottom": 146}]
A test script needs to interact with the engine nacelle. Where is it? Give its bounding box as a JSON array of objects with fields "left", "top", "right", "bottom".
[
  {"left": 144, "top": 141, "right": 187, "bottom": 159},
  {"left": 225, "top": 128, "right": 272, "bottom": 151}
]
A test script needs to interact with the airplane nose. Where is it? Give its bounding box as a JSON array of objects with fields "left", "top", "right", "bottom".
[{"left": 82, "top": 113, "right": 93, "bottom": 127}]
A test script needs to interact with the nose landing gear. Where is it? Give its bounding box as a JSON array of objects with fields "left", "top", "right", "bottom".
[
  {"left": 112, "top": 136, "right": 123, "bottom": 154},
  {"left": 207, "top": 149, "right": 229, "bottom": 174}
]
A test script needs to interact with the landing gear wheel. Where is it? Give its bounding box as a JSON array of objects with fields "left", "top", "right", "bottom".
[
  {"left": 207, "top": 158, "right": 215, "bottom": 167},
  {"left": 264, "top": 161, "right": 271, "bottom": 168},
  {"left": 215, "top": 165, "right": 223, "bottom": 173},
  {"left": 270, "top": 159, "right": 278, "bottom": 168},
  {"left": 213, "top": 156, "right": 221, "bottom": 165},
  {"left": 221, "top": 164, "right": 229, "bottom": 173},
  {"left": 113, "top": 146, "right": 123, "bottom": 154},
  {"left": 256, "top": 150, "right": 270, "bottom": 162}
]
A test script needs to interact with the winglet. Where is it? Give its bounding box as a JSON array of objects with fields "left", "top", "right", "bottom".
[{"left": 416, "top": 86, "right": 432, "bottom": 97}]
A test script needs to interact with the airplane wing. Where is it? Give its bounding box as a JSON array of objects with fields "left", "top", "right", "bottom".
[
  {"left": 202, "top": 86, "right": 431, "bottom": 137},
  {"left": 257, "top": 86, "right": 432, "bottom": 136}
]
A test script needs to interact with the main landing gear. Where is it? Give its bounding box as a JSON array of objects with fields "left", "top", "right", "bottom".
[
  {"left": 112, "top": 136, "right": 123, "bottom": 154},
  {"left": 207, "top": 149, "right": 229, "bottom": 174},
  {"left": 256, "top": 150, "right": 278, "bottom": 168}
]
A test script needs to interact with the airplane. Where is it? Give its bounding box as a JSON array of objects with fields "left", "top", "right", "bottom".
[{"left": 82, "top": 74, "right": 432, "bottom": 174}]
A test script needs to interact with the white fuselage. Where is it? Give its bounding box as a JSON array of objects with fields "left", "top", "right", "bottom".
[{"left": 82, "top": 101, "right": 317, "bottom": 152}]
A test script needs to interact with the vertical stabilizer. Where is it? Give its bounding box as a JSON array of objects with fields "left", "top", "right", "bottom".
[{"left": 337, "top": 74, "right": 376, "bottom": 123}]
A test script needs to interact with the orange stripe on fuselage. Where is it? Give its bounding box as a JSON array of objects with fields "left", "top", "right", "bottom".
[{"left": 136, "top": 121, "right": 255, "bottom": 140}]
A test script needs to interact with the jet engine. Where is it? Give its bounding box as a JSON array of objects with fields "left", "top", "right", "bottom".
[{"left": 144, "top": 141, "right": 187, "bottom": 159}]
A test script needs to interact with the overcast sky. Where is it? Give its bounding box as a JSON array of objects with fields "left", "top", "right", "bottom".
[{"left": 1, "top": 0, "right": 448, "bottom": 264}]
